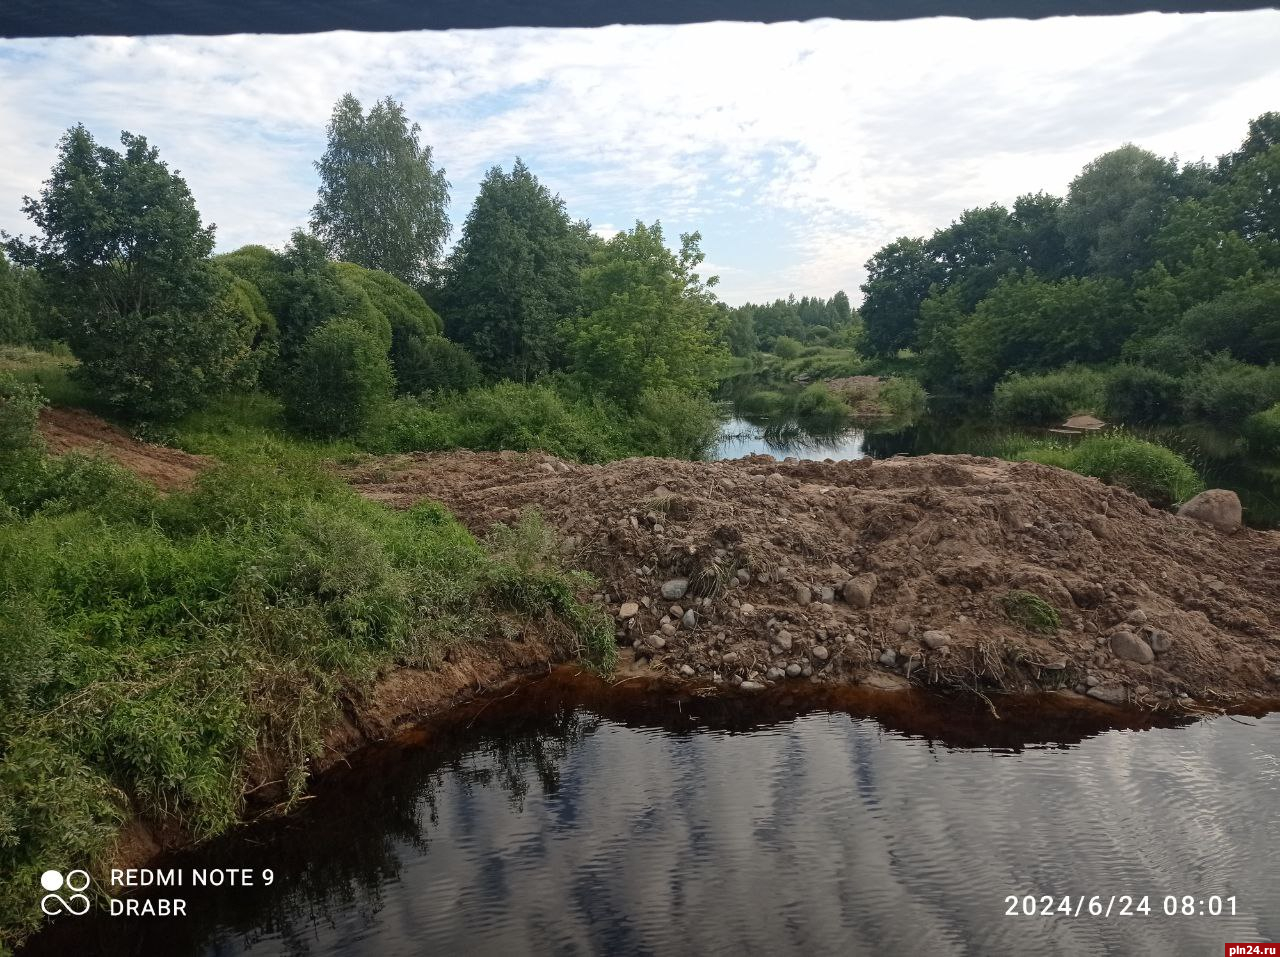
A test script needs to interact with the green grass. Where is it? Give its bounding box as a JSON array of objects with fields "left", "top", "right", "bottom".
[
  {"left": 0, "top": 375, "right": 614, "bottom": 952},
  {"left": 999, "top": 591, "right": 1061, "bottom": 634}
]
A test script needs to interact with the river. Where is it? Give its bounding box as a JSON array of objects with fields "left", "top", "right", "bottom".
[{"left": 21, "top": 673, "right": 1280, "bottom": 957}]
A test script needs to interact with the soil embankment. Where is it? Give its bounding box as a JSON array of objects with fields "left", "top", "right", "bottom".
[
  {"left": 38, "top": 406, "right": 209, "bottom": 490},
  {"left": 347, "top": 449, "right": 1280, "bottom": 710}
]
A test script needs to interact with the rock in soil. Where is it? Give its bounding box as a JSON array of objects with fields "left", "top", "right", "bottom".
[
  {"left": 1178, "top": 489, "right": 1243, "bottom": 534},
  {"left": 346, "top": 450, "right": 1280, "bottom": 706}
]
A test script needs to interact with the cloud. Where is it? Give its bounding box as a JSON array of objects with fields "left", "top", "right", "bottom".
[{"left": 0, "top": 12, "right": 1277, "bottom": 304}]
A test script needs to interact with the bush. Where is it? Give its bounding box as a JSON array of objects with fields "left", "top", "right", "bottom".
[
  {"left": 284, "top": 319, "right": 394, "bottom": 437},
  {"left": 628, "top": 387, "right": 722, "bottom": 459},
  {"left": 1015, "top": 433, "right": 1204, "bottom": 507},
  {"left": 991, "top": 367, "right": 1105, "bottom": 424},
  {"left": 1243, "top": 403, "right": 1280, "bottom": 457},
  {"left": 792, "top": 382, "right": 848, "bottom": 420},
  {"left": 391, "top": 334, "right": 482, "bottom": 396},
  {"left": 1182, "top": 357, "right": 1280, "bottom": 427},
  {"left": 1104, "top": 364, "right": 1183, "bottom": 424},
  {"left": 772, "top": 336, "right": 803, "bottom": 359},
  {"left": 879, "top": 376, "right": 927, "bottom": 417}
]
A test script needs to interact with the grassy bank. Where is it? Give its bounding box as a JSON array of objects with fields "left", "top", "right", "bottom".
[{"left": 0, "top": 374, "right": 614, "bottom": 953}]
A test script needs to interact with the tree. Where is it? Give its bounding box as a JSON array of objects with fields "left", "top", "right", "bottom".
[
  {"left": 859, "top": 237, "right": 940, "bottom": 355},
  {"left": 1180, "top": 278, "right": 1280, "bottom": 365},
  {"left": 311, "top": 94, "right": 450, "bottom": 288},
  {"left": 925, "top": 204, "right": 1024, "bottom": 310},
  {"left": 392, "top": 335, "right": 481, "bottom": 395},
  {"left": 283, "top": 318, "right": 394, "bottom": 437},
  {"left": 0, "top": 251, "right": 34, "bottom": 345},
  {"left": 1060, "top": 145, "right": 1181, "bottom": 277},
  {"left": 1011, "top": 192, "right": 1073, "bottom": 279},
  {"left": 564, "top": 222, "right": 726, "bottom": 405},
  {"left": 8, "top": 125, "right": 256, "bottom": 419},
  {"left": 441, "top": 159, "right": 591, "bottom": 380},
  {"left": 725, "top": 305, "right": 758, "bottom": 356}
]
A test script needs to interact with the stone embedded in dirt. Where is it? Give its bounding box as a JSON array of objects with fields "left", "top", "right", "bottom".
[
  {"left": 786, "top": 663, "right": 802, "bottom": 678},
  {"left": 661, "top": 578, "right": 690, "bottom": 600},
  {"left": 1177, "top": 489, "right": 1243, "bottom": 533},
  {"left": 1087, "top": 684, "right": 1128, "bottom": 705},
  {"left": 892, "top": 619, "right": 912, "bottom": 636},
  {"left": 795, "top": 585, "right": 812, "bottom": 605},
  {"left": 1110, "top": 630, "right": 1155, "bottom": 664},
  {"left": 682, "top": 609, "right": 698, "bottom": 630},
  {"left": 679, "top": 664, "right": 696, "bottom": 677},
  {"left": 739, "top": 681, "right": 766, "bottom": 691},
  {"left": 922, "top": 630, "right": 951, "bottom": 650},
  {"left": 842, "top": 573, "right": 878, "bottom": 609},
  {"left": 660, "top": 622, "right": 677, "bottom": 637},
  {"left": 811, "top": 644, "right": 829, "bottom": 661},
  {"left": 618, "top": 602, "right": 639, "bottom": 619},
  {"left": 819, "top": 586, "right": 836, "bottom": 603},
  {"left": 878, "top": 650, "right": 897, "bottom": 667},
  {"left": 1126, "top": 608, "right": 1148, "bottom": 625},
  {"left": 1145, "top": 629, "right": 1173, "bottom": 654},
  {"left": 776, "top": 631, "right": 793, "bottom": 651},
  {"left": 645, "top": 635, "right": 666, "bottom": 651}
]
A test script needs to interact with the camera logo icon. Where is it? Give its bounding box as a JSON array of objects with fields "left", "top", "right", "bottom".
[{"left": 40, "top": 869, "right": 92, "bottom": 916}]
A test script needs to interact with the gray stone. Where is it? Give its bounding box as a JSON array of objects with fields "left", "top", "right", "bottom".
[
  {"left": 786, "top": 663, "right": 803, "bottom": 678},
  {"left": 1126, "top": 608, "right": 1148, "bottom": 625},
  {"left": 682, "top": 609, "right": 698, "bottom": 630},
  {"left": 811, "top": 644, "right": 829, "bottom": 661},
  {"left": 739, "top": 681, "right": 766, "bottom": 691},
  {"left": 618, "top": 602, "right": 639, "bottom": 619},
  {"left": 1110, "top": 630, "right": 1155, "bottom": 665},
  {"left": 775, "top": 631, "right": 793, "bottom": 652},
  {"left": 645, "top": 635, "right": 666, "bottom": 651},
  {"left": 892, "top": 619, "right": 912, "bottom": 636},
  {"left": 921, "top": 630, "right": 951, "bottom": 650},
  {"left": 679, "top": 664, "right": 696, "bottom": 677},
  {"left": 820, "top": 586, "right": 836, "bottom": 603},
  {"left": 660, "top": 622, "right": 677, "bottom": 637},
  {"left": 1178, "top": 489, "right": 1243, "bottom": 533},
  {"left": 1087, "top": 684, "right": 1128, "bottom": 705},
  {"left": 661, "top": 578, "right": 690, "bottom": 600},
  {"left": 722, "top": 651, "right": 740, "bottom": 663},
  {"left": 1145, "top": 629, "right": 1173, "bottom": 654},
  {"left": 739, "top": 603, "right": 757, "bottom": 616},
  {"left": 878, "top": 650, "right": 897, "bottom": 667},
  {"left": 766, "top": 667, "right": 785, "bottom": 680},
  {"left": 735, "top": 568, "right": 751, "bottom": 584},
  {"left": 795, "top": 585, "right": 812, "bottom": 605},
  {"left": 1085, "top": 674, "right": 1100, "bottom": 687},
  {"left": 842, "top": 573, "right": 878, "bottom": 609}
]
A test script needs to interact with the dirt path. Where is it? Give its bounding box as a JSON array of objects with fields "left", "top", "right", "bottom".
[
  {"left": 346, "top": 449, "right": 1280, "bottom": 710},
  {"left": 38, "top": 407, "right": 209, "bottom": 491}
]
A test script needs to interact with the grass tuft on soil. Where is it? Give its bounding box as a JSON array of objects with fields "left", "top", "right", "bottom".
[{"left": 999, "top": 591, "right": 1062, "bottom": 634}]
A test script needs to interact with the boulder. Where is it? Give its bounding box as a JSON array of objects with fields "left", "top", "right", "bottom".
[
  {"left": 921, "top": 630, "right": 951, "bottom": 650},
  {"left": 842, "top": 573, "right": 878, "bottom": 609},
  {"left": 617, "top": 602, "right": 639, "bottom": 620},
  {"left": 1177, "top": 489, "right": 1243, "bottom": 534},
  {"left": 1110, "top": 630, "right": 1155, "bottom": 665}
]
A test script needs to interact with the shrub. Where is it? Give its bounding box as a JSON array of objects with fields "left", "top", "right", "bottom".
[
  {"left": 284, "top": 318, "right": 394, "bottom": 437},
  {"left": 1104, "top": 364, "right": 1183, "bottom": 424},
  {"left": 991, "top": 367, "right": 1105, "bottom": 424},
  {"left": 1015, "top": 433, "right": 1204, "bottom": 507},
  {"left": 792, "top": 382, "right": 848, "bottom": 421},
  {"left": 1182, "top": 357, "right": 1280, "bottom": 427},
  {"left": 772, "top": 336, "right": 803, "bottom": 359},
  {"left": 879, "top": 376, "right": 927, "bottom": 417},
  {"left": 391, "top": 334, "right": 482, "bottom": 396},
  {"left": 1243, "top": 403, "right": 1280, "bottom": 457},
  {"left": 628, "top": 386, "right": 722, "bottom": 459}
]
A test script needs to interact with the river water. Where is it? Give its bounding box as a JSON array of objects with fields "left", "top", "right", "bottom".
[{"left": 23, "top": 673, "right": 1280, "bottom": 957}]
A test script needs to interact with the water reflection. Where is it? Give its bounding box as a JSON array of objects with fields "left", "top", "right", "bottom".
[{"left": 21, "top": 677, "right": 1280, "bottom": 957}]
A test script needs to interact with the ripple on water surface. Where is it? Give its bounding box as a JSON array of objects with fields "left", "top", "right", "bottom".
[{"left": 20, "top": 681, "right": 1280, "bottom": 957}]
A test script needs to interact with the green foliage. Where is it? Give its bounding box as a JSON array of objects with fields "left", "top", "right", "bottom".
[
  {"left": 1243, "top": 403, "right": 1280, "bottom": 457},
  {"left": 878, "top": 376, "right": 927, "bottom": 417},
  {"left": 283, "top": 319, "right": 394, "bottom": 437},
  {"left": 1182, "top": 356, "right": 1280, "bottom": 426},
  {"left": 1014, "top": 433, "right": 1204, "bottom": 507},
  {"left": 860, "top": 236, "right": 940, "bottom": 356},
  {"left": 311, "top": 94, "right": 450, "bottom": 288},
  {"left": 0, "top": 251, "right": 35, "bottom": 345},
  {"left": 999, "top": 591, "right": 1060, "bottom": 634},
  {"left": 565, "top": 222, "right": 726, "bottom": 406},
  {"left": 1179, "top": 278, "right": 1280, "bottom": 365},
  {"left": 792, "top": 382, "right": 848, "bottom": 422},
  {"left": 392, "top": 334, "right": 482, "bottom": 396},
  {"left": 991, "top": 367, "right": 1105, "bottom": 424},
  {"left": 772, "top": 335, "right": 803, "bottom": 359},
  {"left": 726, "top": 292, "right": 853, "bottom": 351},
  {"left": 1104, "top": 364, "right": 1183, "bottom": 424},
  {"left": 441, "top": 159, "right": 591, "bottom": 381}
]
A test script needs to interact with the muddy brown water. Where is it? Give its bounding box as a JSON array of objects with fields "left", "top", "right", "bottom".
[{"left": 20, "top": 672, "right": 1280, "bottom": 956}]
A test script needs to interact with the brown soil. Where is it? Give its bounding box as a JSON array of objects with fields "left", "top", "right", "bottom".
[
  {"left": 38, "top": 406, "right": 209, "bottom": 491},
  {"left": 346, "top": 449, "right": 1280, "bottom": 711}
]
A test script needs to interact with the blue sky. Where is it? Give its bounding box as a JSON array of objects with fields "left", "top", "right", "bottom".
[{"left": 1, "top": 13, "right": 1278, "bottom": 305}]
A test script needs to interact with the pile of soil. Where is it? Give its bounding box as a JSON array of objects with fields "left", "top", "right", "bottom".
[
  {"left": 38, "top": 407, "right": 209, "bottom": 491},
  {"left": 347, "top": 449, "right": 1280, "bottom": 710}
]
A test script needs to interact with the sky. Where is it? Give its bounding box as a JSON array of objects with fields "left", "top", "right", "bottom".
[{"left": 0, "top": 12, "right": 1277, "bottom": 305}]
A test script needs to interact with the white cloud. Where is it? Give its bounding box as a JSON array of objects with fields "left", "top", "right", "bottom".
[{"left": 0, "top": 12, "right": 1277, "bottom": 304}]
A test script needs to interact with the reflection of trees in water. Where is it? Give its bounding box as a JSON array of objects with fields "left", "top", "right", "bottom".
[{"left": 22, "top": 708, "right": 600, "bottom": 957}]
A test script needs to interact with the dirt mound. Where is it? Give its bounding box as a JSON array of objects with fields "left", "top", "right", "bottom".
[
  {"left": 347, "top": 449, "right": 1280, "bottom": 710},
  {"left": 38, "top": 407, "right": 209, "bottom": 491}
]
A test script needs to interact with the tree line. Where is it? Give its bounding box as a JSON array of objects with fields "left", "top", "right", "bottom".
[{"left": 0, "top": 93, "right": 728, "bottom": 441}]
